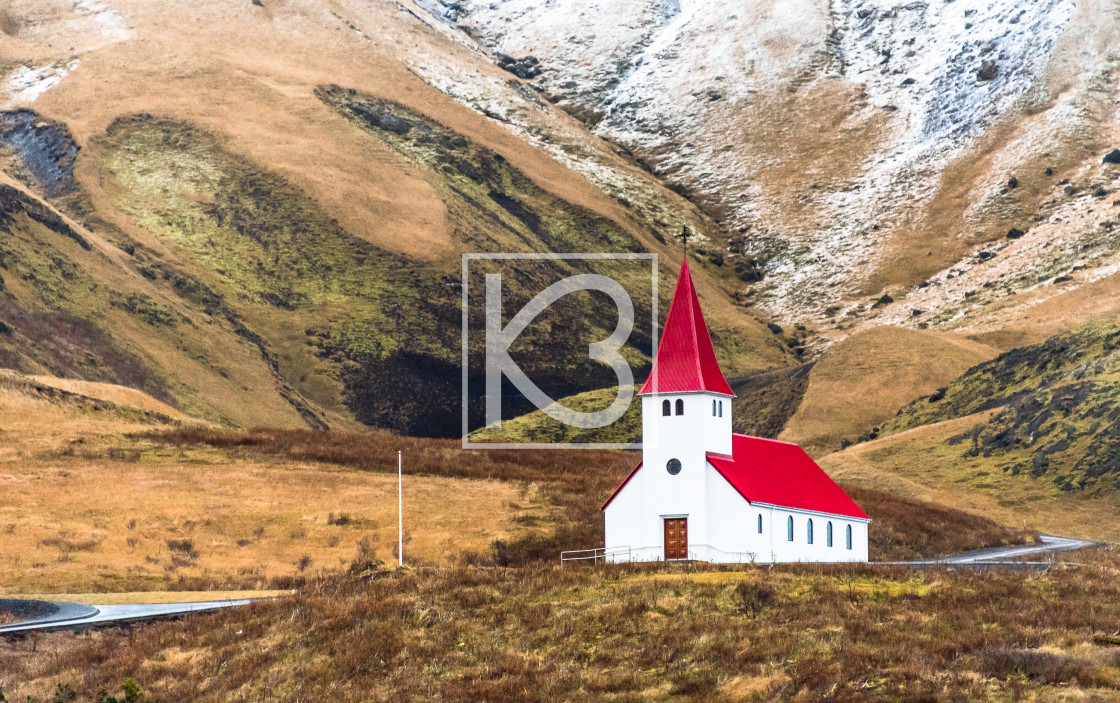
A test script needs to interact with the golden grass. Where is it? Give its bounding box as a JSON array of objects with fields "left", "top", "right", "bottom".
[
  {"left": 780, "top": 326, "right": 996, "bottom": 456},
  {"left": 820, "top": 411, "right": 1120, "bottom": 542},
  {"left": 2, "top": 371, "right": 195, "bottom": 422},
  {"left": 0, "top": 383, "right": 544, "bottom": 593},
  {"left": 965, "top": 270, "right": 1120, "bottom": 351},
  {"left": 0, "top": 444, "right": 539, "bottom": 594},
  {"left": 8, "top": 553, "right": 1120, "bottom": 701}
]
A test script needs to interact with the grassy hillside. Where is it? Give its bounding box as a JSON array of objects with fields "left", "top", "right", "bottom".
[
  {"left": 876, "top": 316, "right": 1120, "bottom": 494},
  {"left": 9, "top": 551, "right": 1120, "bottom": 701},
  {"left": 0, "top": 0, "right": 795, "bottom": 437},
  {"left": 780, "top": 327, "right": 997, "bottom": 456},
  {"left": 0, "top": 101, "right": 794, "bottom": 437},
  {"left": 0, "top": 371, "right": 545, "bottom": 593},
  {"left": 822, "top": 412, "right": 1120, "bottom": 542}
]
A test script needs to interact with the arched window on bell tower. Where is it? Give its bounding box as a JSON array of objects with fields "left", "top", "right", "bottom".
[
  {"left": 675, "top": 399, "right": 684, "bottom": 415},
  {"left": 662, "top": 399, "right": 671, "bottom": 416}
]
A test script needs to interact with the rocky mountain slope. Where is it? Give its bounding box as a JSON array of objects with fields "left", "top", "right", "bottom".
[
  {"left": 0, "top": 0, "right": 793, "bottom": 436},
  {"left": 423, "top": 0, "right": 1120, "bottom": 345},
  {"left": 7, "top": 0, "right": 1120, "bottom": 455}
]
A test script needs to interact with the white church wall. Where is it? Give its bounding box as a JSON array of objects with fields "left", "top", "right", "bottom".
[
  {"left": 636, "top": 393, "right": 723, "bottom": 558},
  {"left": 604, "top": 470, "right": 650, "bottom": 562},
  {"left": 701, "top": 465, "right": 764, "bottom": 563},
  {"left": 768, "top": 507, "right": 870, "bottom": 563}
]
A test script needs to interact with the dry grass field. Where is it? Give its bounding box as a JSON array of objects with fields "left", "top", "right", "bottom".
[
  {"left": 780, "top": 327, "right": 997, "bottom": 456},
  {"left": 6, "top": 551, "right": 1120, "bottom": 702},
  {"left": 820, "top": 412, "right": 1120, "bottom": 542},
  {"left": 0, "top": 372, "right": 546, "bottom": 594},
  {"left": 0, "top": 370, "right": 1085, "bottom": 702}
]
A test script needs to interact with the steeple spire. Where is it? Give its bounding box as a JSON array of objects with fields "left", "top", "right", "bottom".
[{"left": 639, "top": 260, "right": 734, "bottom": 396}]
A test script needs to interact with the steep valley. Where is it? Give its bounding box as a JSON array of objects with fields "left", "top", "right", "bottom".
[{"left": 1, "top": 0, "right": 1120, "bottom": 529}]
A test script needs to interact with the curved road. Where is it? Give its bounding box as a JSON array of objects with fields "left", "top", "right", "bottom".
[
  {"left": 0, "top": 598, "right": 256, "bottom": 635},
  {"left": 878, "top": 534, "right": 1099, "bottom": 567},
  {"left": 0, "top": 536, "right": 1099, "bottom": 634}
]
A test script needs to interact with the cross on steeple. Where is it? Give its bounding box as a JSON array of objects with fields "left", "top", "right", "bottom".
[{"left": 679, "top": 225, "right": 693, "bottom": 256}]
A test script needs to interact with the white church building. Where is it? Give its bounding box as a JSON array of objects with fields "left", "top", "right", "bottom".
[{"left": 602, "top": 261, "right": 869, "bottom": 564}]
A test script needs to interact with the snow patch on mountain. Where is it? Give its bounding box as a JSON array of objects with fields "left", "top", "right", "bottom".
[
  {"left": 2, "top": 60, "right": 80, "bottom": 107},
  {"left": 423, "top": 0, "right": 1083, "bottom": 324}
]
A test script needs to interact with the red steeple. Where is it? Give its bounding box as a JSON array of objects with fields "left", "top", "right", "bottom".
[{"left": 639, "top": 260, "right": 734, "bottom": 396}]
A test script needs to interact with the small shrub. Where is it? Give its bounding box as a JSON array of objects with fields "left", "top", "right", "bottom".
[
  {"left": 166, "top": 539, "right": 198, "bottom": 559},
  {"left": 297, "top": 555, "right": 313, "bottom": 572},
  {"left": 733, "top": 581, "right": 776, "bottom": 618},
  {"left": 107, "top": 447, "right": 142, "bottom": 463},
  {"left": 96, "top": 678, "right": 145, "bottom": 703},
  {"left": 51, "top": 683, "right": 77, "bottom": 703}
]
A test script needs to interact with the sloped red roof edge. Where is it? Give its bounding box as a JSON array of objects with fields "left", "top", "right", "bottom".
[
  {"left": 706, "top": 434, "right": 869, "bottom": 520},
  {"left": 706, "top": 458, "right": 870, "bottom": 521},
  {"left": 601, "top": 460, "right": 642, "bottom": 511}
]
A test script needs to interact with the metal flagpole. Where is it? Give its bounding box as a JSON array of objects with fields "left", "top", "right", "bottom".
[{"left": 398, "top": 450, "right": 403, "bottom": 567}]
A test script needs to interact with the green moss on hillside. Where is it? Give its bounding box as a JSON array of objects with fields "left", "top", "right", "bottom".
[
  {"left": 886, "top": 319, "right": 1120, "bottom": 434},
  {"left": 468, "top": 385, "right": 642, "bottom": 445},
  {"left": 100, "top": 112, "right": 662, "bottom": 436},
  {"left": 882, "top": 318, "right": 1120, "bottom": 492}
]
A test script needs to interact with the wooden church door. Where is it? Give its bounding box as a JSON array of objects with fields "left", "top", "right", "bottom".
[{"left": 664, "top": 518, "right": 688, "bottom": 560}]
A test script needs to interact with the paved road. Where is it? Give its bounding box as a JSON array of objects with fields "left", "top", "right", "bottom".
[
  {"left": 0, "top": 598, "right": 256, "bottom": 635},
  {"left": 0, "top": 537, "right": 1099, "bottom": 633},
  {"left": 879, "top": 535, "right": 1099, "bottom": 567}
]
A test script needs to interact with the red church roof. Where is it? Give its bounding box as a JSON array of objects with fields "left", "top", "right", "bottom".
[
  {"left": 706, "top": 434, "right": 868, "bottom": 519},
  {"left": 601, "top": 434, "right": 868, "bottom": 519},
  {"left": 639, "top": 260, "right": 734, "bottom": 397}
]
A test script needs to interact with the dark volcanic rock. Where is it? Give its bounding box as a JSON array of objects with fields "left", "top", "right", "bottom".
[
  {"left": 1007, "top": 176, "right": 1018, "bottom": 189},
  {"left": 0, "top": 109, "right": 80, "bottom": 197},
  {"left": 1103, "top": 149, "right": 1120, "bottom": 164},
  {"left": 976, "top": 60, "right": 999, "bottom": 81},
  {"left": 1007, "top": 227, "right": 1026, "bottom": 239},
  {"left": 496, "top": 53, "right": 542, "bottom": 79}
]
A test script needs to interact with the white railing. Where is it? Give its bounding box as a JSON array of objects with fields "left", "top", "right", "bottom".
[
  {"left": 687, "top": 544, "right": 757, "bottom": 564},
  {"left": 561, "top": 544, "right": 757, "bottom": 564},
  {"left": 560, "top": 546, "right": 631, "bottom": 564}
]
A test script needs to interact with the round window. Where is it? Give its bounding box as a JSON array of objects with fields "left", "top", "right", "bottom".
[{"left": 666, "top": 458, "right": 682, "bottom": 475}]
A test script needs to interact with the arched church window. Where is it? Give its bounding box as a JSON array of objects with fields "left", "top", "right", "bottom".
[
  {"left": 807, "top": 519, "right": 814, "bottom": 545},
  {"left": 827, "top": 521, "right": 834, "bottom": 547},
  {"left": 846, "top": 525, "right": 853, "bottom": 550},
  {"left": 787, "top": 516, "right": 793, "bottom": 542},
  {"left": 662, "top": 399, "right": 671, "bottom": 416},
  {"left": 712, "top": 399, "right": 716, "bottom": 416},
  {"left": 675, "top": 399, "right": 684, "bottom": 415},
  {"left": 718, "top": 400, "right": 723, "bottom": 417},
  {"left": 757, "top": 514, "right": 763, "bottom": 534}
]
